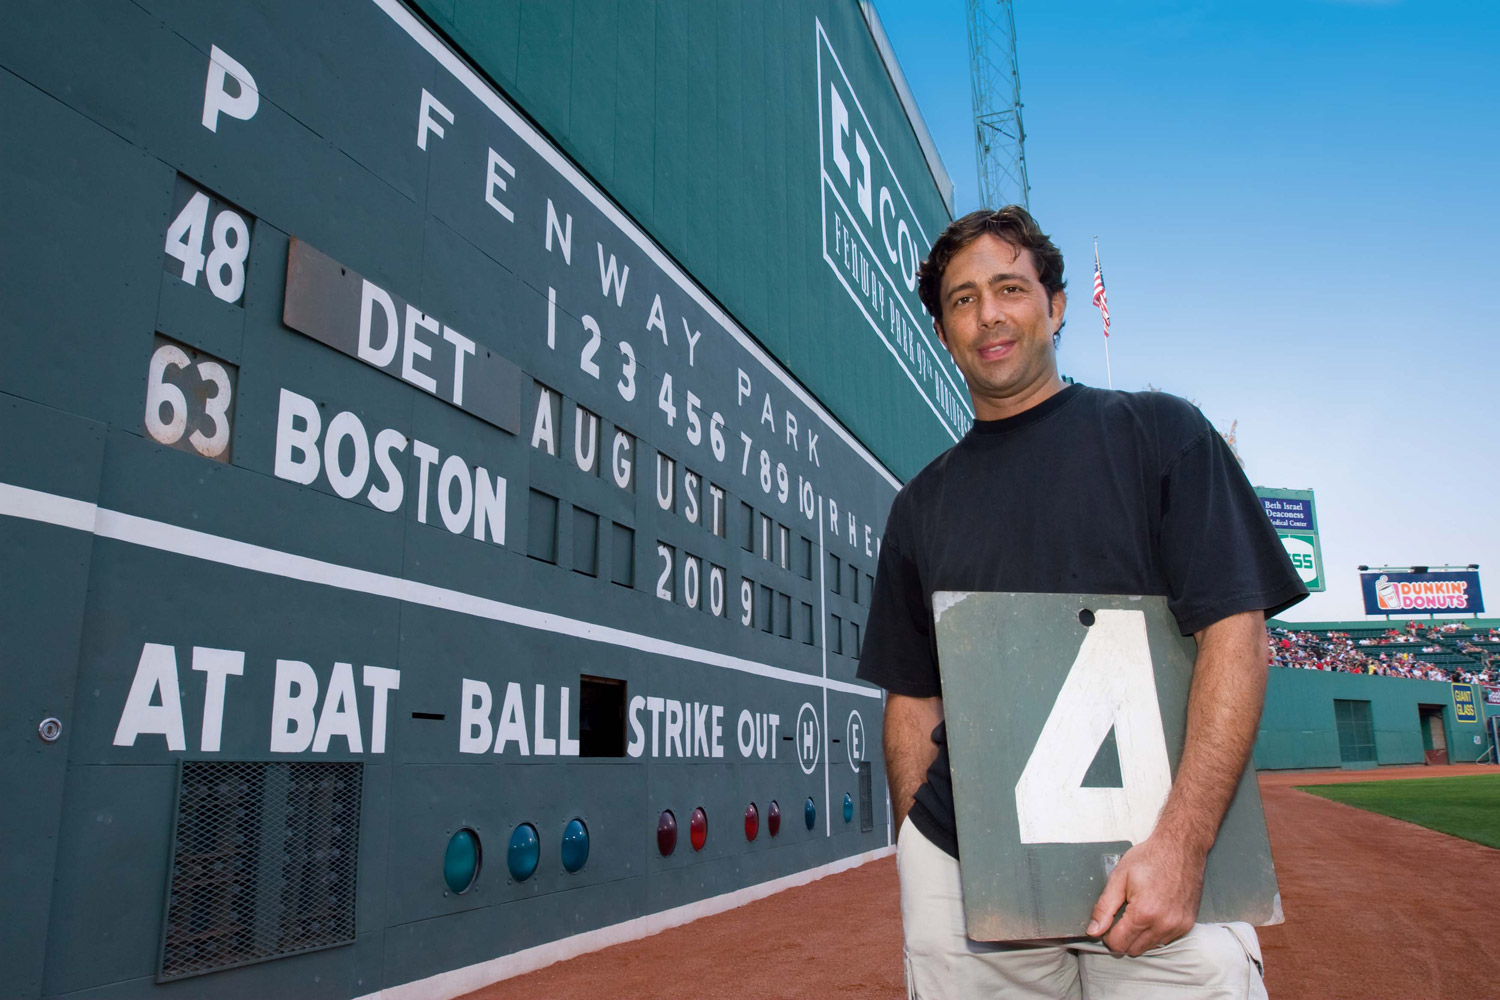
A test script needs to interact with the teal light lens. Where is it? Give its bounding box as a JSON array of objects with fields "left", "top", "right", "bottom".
[
  {"left": 443, "top": 828, "right": 481, "bottom": 894},
  {"left": 560, "top": 818, "right": 589, "bottom": 873},
  {"left": 843, "top": 793, "right": 854, "bottom": 823},
  {"left": 508, "top": 823, "right": 540, "bottom": 882},
  {"left": 804, "top": 796, "right": 816, "bottom": 831}
]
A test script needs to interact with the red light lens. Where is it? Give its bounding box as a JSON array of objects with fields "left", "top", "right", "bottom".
[
  {"left": 657, "top": 810, "right": 677, "bottom": 856},
  {"left": 767, "top": 800, "right": 781, "bottom": 837},
  {"left": 744, "top": 802, "right": 759, "bottom": 841},
  {"left": 690, "top": 806, "right": 708, "bottom": 851}
]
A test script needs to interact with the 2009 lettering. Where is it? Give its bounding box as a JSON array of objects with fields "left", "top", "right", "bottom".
[{"left": 654, "top": 544, "right": 723, "bottom": 618}]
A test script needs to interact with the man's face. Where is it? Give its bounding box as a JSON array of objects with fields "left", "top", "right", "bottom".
[{"left": 934, "top": 233, "right": 1066, "bottom": 421}]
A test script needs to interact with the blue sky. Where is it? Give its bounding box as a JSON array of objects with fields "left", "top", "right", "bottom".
[{"left": 874, "top": 0, "right": 1500, "bottom": 622}]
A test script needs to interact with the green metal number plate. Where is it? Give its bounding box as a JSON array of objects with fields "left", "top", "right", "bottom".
[{"left": 933, "top": 591, "right": 1280, "bottom": 941}]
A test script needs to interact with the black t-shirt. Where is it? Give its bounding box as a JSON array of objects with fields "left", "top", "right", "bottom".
[{"left": 855, "top": 385, "right": 1308, "bottom": 859}]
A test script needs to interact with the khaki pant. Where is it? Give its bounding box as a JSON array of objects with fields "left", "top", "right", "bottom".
[{"left": 897, "top": 819, "right": 1268, "bottom": 1000}]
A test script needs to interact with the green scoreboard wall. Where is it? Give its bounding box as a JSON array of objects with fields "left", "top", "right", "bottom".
[
  {"left": 0, "top": 2, "right": 959, "bottom": 998},
  {"left": 1256, "top": 669, "right": 1490, "bottom": 770},
  {"left": 412, "top": 0, "right": 968, "bottom": 480}
]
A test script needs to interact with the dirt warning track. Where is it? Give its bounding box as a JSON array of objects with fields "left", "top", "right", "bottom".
[
  {"left": 462, "top": 765, "right": 1500, "bottom": 999},
  {"left": 1256, "top": 764, "right": 1500, "bottom": 1000}
]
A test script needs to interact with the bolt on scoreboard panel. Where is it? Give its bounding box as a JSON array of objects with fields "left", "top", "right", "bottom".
[{"left": 0, "top": 2, "right": 931, "bottom": 997}]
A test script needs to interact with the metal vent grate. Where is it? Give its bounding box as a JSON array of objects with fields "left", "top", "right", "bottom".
[
  {"left": 858, "top": 761, "right": 874, "bottom": 832},
  {"left": 158, "top": 761, "right": 362, "bottom": 981}
]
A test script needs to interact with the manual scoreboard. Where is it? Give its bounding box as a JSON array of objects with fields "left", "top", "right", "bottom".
[{"left": 0, "top": 2, "right": 921, "bottom": 996}]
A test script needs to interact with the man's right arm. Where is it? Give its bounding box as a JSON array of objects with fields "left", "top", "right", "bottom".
[{"left": 883, "top": 692, "right": 944, "bottom": 832}]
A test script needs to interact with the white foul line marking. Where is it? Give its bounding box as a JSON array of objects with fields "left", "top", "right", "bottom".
[{"left": 0, "top": 482, "right": 880, "bottom": 699}]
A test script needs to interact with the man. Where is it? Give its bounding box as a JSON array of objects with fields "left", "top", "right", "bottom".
[{"left": 856, "top": 207, "right": 1307, "bottom": 999}]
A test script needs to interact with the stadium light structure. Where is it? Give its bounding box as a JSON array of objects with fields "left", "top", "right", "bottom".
[{"left": 967, "top": 0, "right": 1030, "bottom": 209}]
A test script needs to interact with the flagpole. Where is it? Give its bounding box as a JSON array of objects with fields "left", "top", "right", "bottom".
[{"left": 1095, "top": 238, "right": 1112, "bottom": 389}]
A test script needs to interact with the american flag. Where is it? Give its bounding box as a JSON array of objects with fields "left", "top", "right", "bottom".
[{"left": 1092, "top": 249, "right": 1110, "bottom": 338}]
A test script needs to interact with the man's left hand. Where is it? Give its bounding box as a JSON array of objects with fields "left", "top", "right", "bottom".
[{"left": 1085, "top": 830, "right": 1206, "bottom": 957}]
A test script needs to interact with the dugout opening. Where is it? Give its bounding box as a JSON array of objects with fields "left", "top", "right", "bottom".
[{"left": 1418, "top": 704, "right": 1449, "bottom": 765}]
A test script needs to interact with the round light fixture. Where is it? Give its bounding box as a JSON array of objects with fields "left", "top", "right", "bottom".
[
  {"left": 443, "top": 828, "right": 481, "bottom": 894},
  {"left": 560, "top": 818, "right": 589, "bottom": 873},
  {"left": 507, "top": 823, "right": 540, "bottom": 882},
  {"left": 657, "top": 810, "right": 678, "bottom": 856},
  {"left": 689, "top": 806, "right": 708, "bottom": 851}
]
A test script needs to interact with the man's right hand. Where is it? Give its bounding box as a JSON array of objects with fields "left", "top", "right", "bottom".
[
  {"left": 1086, "top": 827, "right": 1207, "bottom": 956},
  {"left": 883, "top": 693, "right": 943, "bottom": 831}
]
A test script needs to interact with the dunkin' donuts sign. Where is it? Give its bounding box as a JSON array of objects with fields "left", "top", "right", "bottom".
[{"left": 1360, "top": 570, "right": 1485, "bottom": 615}]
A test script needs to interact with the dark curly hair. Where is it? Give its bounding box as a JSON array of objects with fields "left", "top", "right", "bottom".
[{"left": 916, "top": 206, "right": 1067, "bottom": 330}]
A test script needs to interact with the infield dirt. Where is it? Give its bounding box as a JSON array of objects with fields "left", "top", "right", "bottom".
[{"left": 461, "top": 764, "right": 1500, "bottom": 999}]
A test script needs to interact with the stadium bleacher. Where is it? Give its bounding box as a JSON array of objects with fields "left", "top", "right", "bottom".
[{"left": 1267, "top": 620, "right": 1498, "bottom": 684}]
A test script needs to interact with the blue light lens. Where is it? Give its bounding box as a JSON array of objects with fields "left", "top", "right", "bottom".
[
  {"left": 443, "top": 828, "right": 481, "bottom": 894},
  {"left": 843, "top": 793, "right": 854, "bottom": 823},
  {"left": 804, "top": 797, "right": 816, "bottom": 831},
  {"left": 560, "top": 818, "right": 589, "bottom": 873},
  {"left": 508, "top": 823, "right": 540, "bottom": 882}
]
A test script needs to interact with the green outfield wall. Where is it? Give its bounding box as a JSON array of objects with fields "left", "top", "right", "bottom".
[
  {"left": 0, "top": 2, "right": 965, "bottom": 996},
  {"left": 1256, "top": 669, "right": 1491, "bottom": 770},
  {"left": 411, "top": 0, "right": 966, "bottom": 481}
]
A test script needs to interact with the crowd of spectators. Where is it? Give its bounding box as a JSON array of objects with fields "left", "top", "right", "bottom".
[{"left": 1267, "top": 622, "right": 1497, "bottom": 685}]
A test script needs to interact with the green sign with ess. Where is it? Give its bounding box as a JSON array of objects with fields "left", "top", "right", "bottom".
[{"left": 1255, "top": 487, "right": 1325, "bottom": 593}]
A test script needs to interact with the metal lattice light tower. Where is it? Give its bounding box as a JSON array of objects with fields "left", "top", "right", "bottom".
[{"left": 967, "top": 0, "right": 1030, "bottom": 210}]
